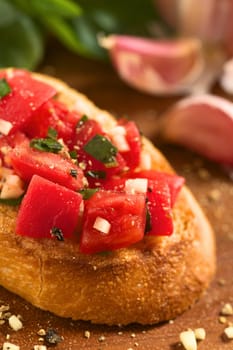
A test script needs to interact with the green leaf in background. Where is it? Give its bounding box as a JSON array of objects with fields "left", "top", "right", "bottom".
[
  {"left": 41, "top": 16, "right": 89, "bottom": 55},
  {"left": 11, "top": 0, "right": 82, "bottom": 17},
  {"left": 0, "top": 0, "right": 44, "bottom": 69}
]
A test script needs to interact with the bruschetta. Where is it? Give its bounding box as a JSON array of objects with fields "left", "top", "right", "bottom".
[{"left": 0, "top": 68, "right": 215, "bottom": 325}]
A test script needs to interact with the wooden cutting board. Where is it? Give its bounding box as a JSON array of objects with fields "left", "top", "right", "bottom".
[{"left": 0, "top": 41, "right": 232, "bottom": 350}]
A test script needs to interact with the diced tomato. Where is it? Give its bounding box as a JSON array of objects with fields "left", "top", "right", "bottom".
[
  {"left": 130, "top": 170, "right": 184, "bottom": 207},
  {"left": 16, "top": 175, "right": 82, "bottom": 240},
  {"left": 103, "top": 172, "right": 175, "bottom": 236},
  {"left": 0, "top": 132, "right": 28, "bottom": 166},
  {"left": 80, "top": 190, "right": 146, "bottom": 254},
  {"left": 73, "top": 119, "right": 126, "bottom": 187},
  {"left": 116, "top": 120, "right": 141, "bottom": 169},
  {"left": 0, "top": 69, "right": 56, "bottom": 134},
  {"left": 23, "top": 99, "right": 81, "bottom": 146},
  {"left": 9, "top": 141, "right": 85, "bottom": 191}
]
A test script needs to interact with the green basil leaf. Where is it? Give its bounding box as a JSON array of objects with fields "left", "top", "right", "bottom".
[
  {"left": 0, "top": 194, "right": 24, "bottom": 206},
  {"left": 77, "top": 114, "right": 89, "bottom": 128},
  {"left": 0, "top": 2, "right": 44, "bottom": 69},
  {"left": 84, "top": 134, "right": 118, "bottom": 167},
  {"left": 30, "top": 137, "right": 63, "bottom": 153},
  {"left": 85, "top": 170, "right": 106, "bottom": 179},
  {"left": 41, "top": 15, "right": 89, "bottom": 55},
  {"left": 69, "top": 150, "right": 77, "bottom": 159},
  {"left": 0, "top": 79, "right": 11, "bottom": 98},
  {"left": 78, "top": 188, "right": 99, "bottom": 200},
  {"left": 30, "top": 0, "right": 82, "bottom": 18},
  {"left": 145, "top": 202, "right": 152, "bottom": 233},
  {"left": 50, "top": 227, "right": 64, "bottom": 241},
  {"left": 47, "top": 127, "right": 58, "bottom": 140}
]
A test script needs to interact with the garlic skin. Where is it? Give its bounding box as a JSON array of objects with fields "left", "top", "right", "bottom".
[
  {"left": 100, "top": 35, "right": 205, "bottom": 95},
  {"left": 220, "top": 58, "right": 233, "bottom": 94},
  {"left": 159, "top": 94, "right": 233, "bottom": 166},
  {"left": 156, "top": 0, "right": 233, "bottom": 53}
]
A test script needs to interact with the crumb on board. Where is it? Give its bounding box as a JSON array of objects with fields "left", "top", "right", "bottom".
[
  {"left": 220, "top": 303, "right": 233, "bottom": 316},
  {"left": 2, "top": 342, "right": 20, "bottom": 350},
  {"left": 8, "top": 315, "right": 23, "bottom": 331},
  {"left": 223, "top": 326, "right": 233, "bottom": 339},
  {"left": 84, "top": 330, "right": 91, "bottom": 339},
  {"left": 179, "top": 330, "right": 197, "bottom": 350}
]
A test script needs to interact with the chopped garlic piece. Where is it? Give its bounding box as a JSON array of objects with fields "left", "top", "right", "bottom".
[
  {"left": 0, "top": 119, "right": 13, "bottom": 135},
  {"left": 224, "top": 326, "right": 233, "bottom": 339},
  {"left": 34, "top": 346, "right": 47, "bottom": 350},
  {"left": 8, "top": 315, "right": 23, "bottom": 331},
  {"left": 125, "top": 178, "right": 148, "bottom": 194},
  {"left": 109, "top": 126, "right": 129, "bottom": 152},
  {"left": 194, "top": 328, "right": 206, "bottom": 340},
  {"left": 221, "top": 303, "right": 233, "bottom": 316},
  {"left": 3, "top": 342, "right": 20, "bottom": 350},
  {"left": 180, "top": 330, "right": 197, "bottom": 350},
  {"left": 93, "top": 217, "right": 111, "bottom": 234},
  {"left": 0, "top": 174, "right": 24, "bottom": 199}
]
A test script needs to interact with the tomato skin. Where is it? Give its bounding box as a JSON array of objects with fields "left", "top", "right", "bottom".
[
  {"left": 74, "top": 119, "right": 126, "bottom": 187},
  {"left": 129, "top": 170, "right": 185, "bottom": 207},
  {"left": 0, "top": 69, "right": 56, "bottom": 134},
  {"left": 103, "top": 170, "right": 179, "bottom": 236},
  {"left": 80, "top": 190, "right": 146, "bottom": 254},
  {"left": 9, "top": 141, "right": 85, "bottom": 191},
  {"left": 16, "top": 175, "right": 82, "bottom": 240},
  {"left": 23, "top": 99, "right": 81, "bottom": 146},
  {"left": 117, "top": 120, "right": 141, "bottom": 169}
]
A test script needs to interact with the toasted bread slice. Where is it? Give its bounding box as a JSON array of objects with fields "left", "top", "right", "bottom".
[{"left": 0, "top": 72, "right": 215, "bottom": 325}]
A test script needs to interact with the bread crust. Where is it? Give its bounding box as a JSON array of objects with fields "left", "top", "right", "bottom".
[{"left": 0, "top": 71, "right": 215, "bottom": 325}]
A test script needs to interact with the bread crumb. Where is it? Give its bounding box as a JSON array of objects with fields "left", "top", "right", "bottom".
[
  {"left": 224, "top": 326, "right": 233, "bottom": 339},
  {"left": 84, "top": 330, "right": 91, "bottom": 339},
  {"left": 221, "top": 303, "right": 233, "bottom": 316},
  {"left": 37, "top": 329, "right": 46, "bottom": 336},
  {"left": 194, "top": 328, "right": 206, "bottom": 340},
  {"left": 134, "top": 342, "right": 139, "bottom": 347},
  {"left": 34, "top": 346, "right": 47, "bottom": 350},
  {"left": 98, "top": 335, "right": 106, "bottom": 342},
  {"left": 8, "top": 315, "right": 23, "bottom": 331},
  {"left": 219, "top": 316, "right": 227, "bottom": 324},
  {"left": 180, "top": 330, "right": 197, "bottom": 350},
  {"left": 118, "top": 331, "right": 123, "bottom": 335},
  {"left": 2, "top": 342, "right": 20, "bottom": 350},
  {"left": 131, "top": 333, "right": 136, "bottom": 338}
]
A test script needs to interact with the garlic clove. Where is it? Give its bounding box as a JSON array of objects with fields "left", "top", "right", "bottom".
[
  {"left": 99, "top": 35, "right": 205, "bottom": 95},
  {"left": 159, "top": 94, "right": 233, "bottom": 166},
  {"left": 220, "top": 57, "right": 233, "bottom": 94}
]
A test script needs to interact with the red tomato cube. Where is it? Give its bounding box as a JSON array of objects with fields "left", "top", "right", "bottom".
[
  {"left": 74, "top": 119, "right": 126, "bottom": 187},
  {"left": 9, "top": 141, "right": 85, "bottom": 191},
  {"left": 24, "top": 99, "right": 81, "bottom": 146},
  {"left": 80, "top": 190, "right": 146, "bottom": 254},
  {"left": 16, "top": 175, "right": 83, "bottom": 240},
  {"left": 0, "top": 69, "right": 56, "bottom": 134}
]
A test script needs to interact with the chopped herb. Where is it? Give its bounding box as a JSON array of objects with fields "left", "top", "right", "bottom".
[
  {"left": 50, "top": 227, "right": 64, "bottom": 241},
  {"left": 47, "top": 127, "right": 58, "bottom": 139},
  {"left": 44, "top": 329, "right": 63, "bottom": 344},
  {"left": 30, "top": 137, "right": 63, "bottom": 153},
  {"left": 70, "top": 169, "right": 77, "bottom": 178},
  {"left": 84, "top": 134, "right": 118, "bottom": 167},
  {"left": 145, "top": 203, "right": 152, "bottom": 233},
  {"left": 69, "top": 150, "right": 77, "bottom": 159},
  {"left": 79, "top": 188, "right": 99, "bottom": 200},
  {"left": 0, "top": 78, "right": 11, "bottom": 98},
  {"left": 0, "top": 194, "right": 24, "bottom": 206},
  {"left": 85, "top": 170, "right": 106, "bottom": 179},
  {"left": 77, "top": 115, "right": 89, "bottom": 128}
]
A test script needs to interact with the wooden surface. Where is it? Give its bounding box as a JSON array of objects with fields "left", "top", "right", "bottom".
[{"left": 0, "top": 41, "right": 232, "bottom": 350}]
